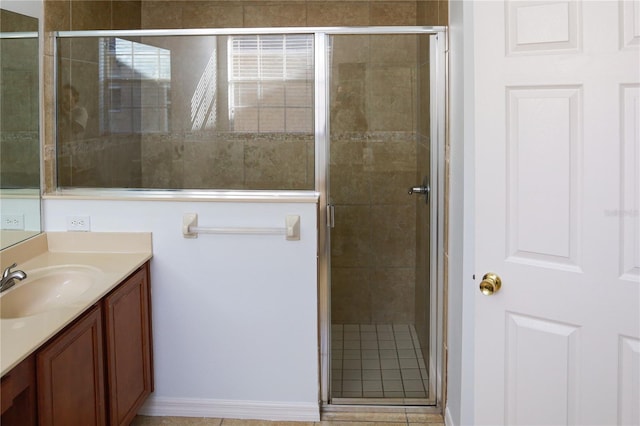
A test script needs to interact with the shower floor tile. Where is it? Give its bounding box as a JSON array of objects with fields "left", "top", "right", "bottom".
[{"left": 330, "top": 323, "right": 429, "bottom": 401}]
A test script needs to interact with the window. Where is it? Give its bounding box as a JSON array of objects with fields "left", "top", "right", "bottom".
[
  {"left": 99, "top": 37, "right": 171, "bottom": 134},
  {"left": 228, "top": 35, "right": 313, "bottom": 133}
]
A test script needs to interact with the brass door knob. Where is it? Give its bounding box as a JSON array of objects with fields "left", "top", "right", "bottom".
[{"left": 479, "top": 273, "right": 502, "bottom": 296}]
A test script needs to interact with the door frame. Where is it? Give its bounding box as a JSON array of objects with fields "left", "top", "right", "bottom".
[{"left": 315, "top": 26, "right": 448, "bottom": 409}]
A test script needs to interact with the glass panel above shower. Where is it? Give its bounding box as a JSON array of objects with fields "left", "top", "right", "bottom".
[{"left": 55, "top": 33, "right": 315, "bottom": 190}]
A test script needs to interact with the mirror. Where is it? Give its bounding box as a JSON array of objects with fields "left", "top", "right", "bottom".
[{"left": 0, "top": 6, "right": 41, "bottom": 249}]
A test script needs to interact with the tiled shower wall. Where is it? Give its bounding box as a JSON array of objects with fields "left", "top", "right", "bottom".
[{"left": 42, "top": 0, "right": 448, "bottom": 192}]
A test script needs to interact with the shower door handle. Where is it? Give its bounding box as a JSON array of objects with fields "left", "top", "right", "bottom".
[
  {"left": 327, "top": 204, "right": 335, "bottom": 228},
  {"left": 408, "top": 185, "right": 429, "bottom": 195},
  {"left": 408, "top": 177, "right": 430, "bottom": 204}
]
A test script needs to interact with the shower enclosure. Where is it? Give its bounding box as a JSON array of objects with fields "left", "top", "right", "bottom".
[
  {"left": 53, "top": 26, "right": 446, "bottom": 407},
  {"left": 324, "top": 31, "right": 443, "bottom": 405}
]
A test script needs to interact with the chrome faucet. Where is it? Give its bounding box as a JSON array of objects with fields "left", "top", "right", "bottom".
[{"left": 1, "top": 263, "right": 27, "bottom": 293}]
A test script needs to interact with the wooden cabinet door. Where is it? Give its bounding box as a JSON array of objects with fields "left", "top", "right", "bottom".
[
  {"left": 1, "top": 355, "right": 37, "bottom": 426},
  {"left": 103, "top": 265, "right": 153, "bottom": 426},
  {"left": 37, "top": 305, "right": 106, "bottom": 426}
]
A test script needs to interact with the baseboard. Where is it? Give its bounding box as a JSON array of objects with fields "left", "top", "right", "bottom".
[
  {"left": 445, "top": 406, "right": 455, "bottom": 426},
  {"left": 138, "top": 396, "right": 320, "bottom": 422}
]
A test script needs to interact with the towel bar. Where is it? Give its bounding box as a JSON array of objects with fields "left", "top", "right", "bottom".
[{"left": 182, "top": 213, "right": 300, "bottom": 240}]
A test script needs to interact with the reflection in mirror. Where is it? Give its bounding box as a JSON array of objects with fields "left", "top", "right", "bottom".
[
  {"left": 0, "top": 8, "right": 41, "bottom": 250},
  {"left": 56, "top": 34, "right": 314, "bottom": 190}
]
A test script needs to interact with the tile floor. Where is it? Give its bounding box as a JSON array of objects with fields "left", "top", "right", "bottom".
[
  {"left": 331, "top": 324, "right": 429, "bottom": 401},
  {"left": 132, "top": 410, "right": 445, "bottom": 426}
]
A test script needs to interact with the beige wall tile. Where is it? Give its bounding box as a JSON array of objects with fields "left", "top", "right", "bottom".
[
  {"left": 70, "top": 1, "right": 112, "bottom": 30},
  {"left": 370, "top": 171, "right": 416, "bottom": 204},
  {"left": 370, "top": 34, "right": 417, "bottom": 65},
  {"left": 141, "top": 1, "right": 183, "bottom": 29},
  {"left": 330, "top": 267, "right": 372, "bottom": 324},
  {"left": 438, "top": 0, "right": 448, "bottom": 26},
  {"left": 418, "top": 63, "right": 431, "bottom": 137},
  {"left": 112, "top": 1, "right": 142, "bottom": 30},
  {"left": 42, "top": 52, "right": 56, "bottom": 193},
  {"left": 44, "top": 0, "right": 71, "bottom": 32},
  {"left": 370, "top": 1, "right": 416, "bottom": 26},
  {"left": 307, "top": 2, "right": 370, "bottom": 26},
  {"left": 331, "top": 34, "right": 370, "bottom": 65},
  {"left": 371, "top": 203, "right": 416, "bottom": 267},
  {"left": 371, "top": 267, "right": 415, "bottom": 323},
  {"left": 418, "top": 32, "right": 430, "bottom": 65},
  {"left": 141, "top": 135, "right": 179, "bottom": 188},
  {"left": 331, "top": 91, "right": 368, "bottom": 133},
  {"left": 331, "top": 205, "right": 372, "bottom": 268},
  {"left": 416, "top": 0, "right": 438, "bottom": 26},
  {"left": 366, "top": 68, "right": 415, "bottom": 132},
  {"left": 330, "top": 167, "right": 370, "bottom": 205},
  {"left": 244, "top": 137, "right": 311, "bottom": 189},
  {"left": 415, "top": 0, "right": 449, "bottom": 26},
  {"left": 305, "top": 140, "right": 315, "bottom": 188},
  {"left": 363, "top": 138, "right": 417, "bottom": 173},
  {"left": 69, "top": 38, "right": 100, "bottom": 64},
  {"left": 417, "top": 134, "right": 430, "bottom": 177},
  {"left": 182, "top": 2, "right": 243, "bottom": 28},
  {"left": 182, "top": 138, "right": 245, "bottom": 189},
  {"left": 243, "top": 3, "right": 306, "bottom": 27}
]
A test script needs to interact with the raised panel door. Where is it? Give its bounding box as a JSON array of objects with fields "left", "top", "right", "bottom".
[
  {"left": 103, "top": 264, "right": 153, "bottom": 426},
  {"left": 37, "top": 305, "right": 106, "bottom": 426},
  {"left": 473, "top": 1, "right": 640, "bottom": 424}
]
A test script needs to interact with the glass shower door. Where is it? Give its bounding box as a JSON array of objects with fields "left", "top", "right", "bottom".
[{"left": 327, "top": 33, "right": 434, "bottom": 404}]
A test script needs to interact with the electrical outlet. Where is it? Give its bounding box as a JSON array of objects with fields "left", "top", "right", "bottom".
[
  {"left": 1, "top": 214, "right": 25, "bottom": 230},
  {"left": 66, "top": 216, "right": 91, "bottom": 232}
]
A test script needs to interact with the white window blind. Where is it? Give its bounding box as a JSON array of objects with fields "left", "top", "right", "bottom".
[
  {"left": 99, "top": 37, "right": 171, "bottom": 134},
  {"left": 228, "top": 35, "right": 313, "bottom": 133}
]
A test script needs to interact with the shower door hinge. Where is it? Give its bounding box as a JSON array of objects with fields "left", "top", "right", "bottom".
[{"left": 327, "top": 204, "right": 335, "bottom": 228}]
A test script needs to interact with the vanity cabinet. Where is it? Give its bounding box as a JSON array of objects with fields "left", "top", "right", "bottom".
[
  {"left": 0, "top": 262, "right": 153, "bottom": 426},
  {"left": 0, "top": 354, "right": 37, "bottom": 426}
]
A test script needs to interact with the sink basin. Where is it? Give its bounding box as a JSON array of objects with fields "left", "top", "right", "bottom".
[{"left": 0, "top": 265, "right": 101, "bottom": 319}]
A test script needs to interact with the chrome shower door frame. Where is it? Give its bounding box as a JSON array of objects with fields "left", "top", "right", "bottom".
[{"left": 316, "top": 27, "right": 447, "bottom": 408}]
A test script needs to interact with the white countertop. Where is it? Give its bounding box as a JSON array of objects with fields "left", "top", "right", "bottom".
[{"left": 0, "top": 232, "right": 152, "bottom": 376}]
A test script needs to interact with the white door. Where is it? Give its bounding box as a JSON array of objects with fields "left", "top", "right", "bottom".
[{"left": 473, "top": 1, "right": 640, "bottom": 425}]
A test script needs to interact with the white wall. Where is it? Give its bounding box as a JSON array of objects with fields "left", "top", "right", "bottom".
[
  {"left": 44, "top": 197, "right": 320, "bottom": 421},
  {"left": 447, "top": 1, "right": 476, "bottom": 426}
]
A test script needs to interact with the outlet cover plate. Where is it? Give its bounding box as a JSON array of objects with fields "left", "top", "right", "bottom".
[
  {"left": 66, "top": 216, "right": 91, "bottom": 231},
  {"left": 2, "top": 214, "right": 25, "bottom": 230}
]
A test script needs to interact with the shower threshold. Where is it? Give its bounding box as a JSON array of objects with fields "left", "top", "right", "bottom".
[{"left": 331, "top": 397, "right": 430, "bottom": 406}]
